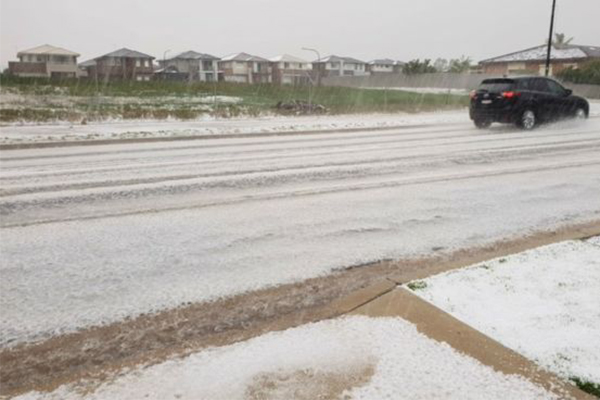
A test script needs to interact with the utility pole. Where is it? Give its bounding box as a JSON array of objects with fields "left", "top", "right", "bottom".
[{"left": 544, "top": 0, "right": 557, "bottom": 77}]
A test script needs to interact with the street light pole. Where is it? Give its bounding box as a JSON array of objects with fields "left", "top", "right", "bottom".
[
  {"left": 302, "top": 47, "right": 321, "bottom": 87},
  {"left": 544, "top": 0, "right": 557, "bottom": 77},
  {"left": 162, "top": 49, "right": 171, "bottom": 80},
  {"left": 302, "top": 47, "right": 321, "bottom": 111}
]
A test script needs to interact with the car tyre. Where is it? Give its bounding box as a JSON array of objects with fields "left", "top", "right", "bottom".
[
  {"left": 517, "top": 109, "right": 537, "bottom": 130},
  {"left": 574, "top": 107, "right": 588, "bottom": 120},
  {"left": 474, "top": 119, "right": 491, "bottom": 129}
]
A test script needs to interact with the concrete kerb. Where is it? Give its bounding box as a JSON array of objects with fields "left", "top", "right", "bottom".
[
  {"left": 352, "top": 288, "right": 594, "bottom": 400},
  {"left": 0, "top": 123, "right": 443, "bottom": 151},
  {"left": 327, "top": 225, "right": 600, "bottom": 399}
]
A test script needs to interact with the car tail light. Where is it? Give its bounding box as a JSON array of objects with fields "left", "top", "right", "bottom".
[{"left": 502, "top": 91, "right": 520, "bottom": 99}]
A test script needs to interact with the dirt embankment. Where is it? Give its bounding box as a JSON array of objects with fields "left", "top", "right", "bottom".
[{"left": 1, "top": 220, "right": 599, "bottom": 397}]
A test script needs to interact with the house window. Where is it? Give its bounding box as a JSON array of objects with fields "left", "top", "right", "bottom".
[
  {"left": 284, "top": 62, "right": 290, "bottom": 69},
  {"left": 52, "top": 55, "right": 70, "bottom": 64}
]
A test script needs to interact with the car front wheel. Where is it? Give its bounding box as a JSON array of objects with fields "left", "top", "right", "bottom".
[{"left": 518, "top": 109, "right": 537, "bottom": 130}]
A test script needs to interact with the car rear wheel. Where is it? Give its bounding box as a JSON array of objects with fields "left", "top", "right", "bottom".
[
  {"left": 574, "top": 107, "right": 588, "bottom": 120},
  {"left": 518, "top": 109, "right": 536, "bottom": 130},
  {"left": 474, "top": 119, "right": 491, "bottom": 129}
]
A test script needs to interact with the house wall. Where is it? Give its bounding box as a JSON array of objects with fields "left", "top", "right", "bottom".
[
  {"left": 10, "top": 53, "right": 79, "bottom": 78},
  {"left": 200, "top": 61, "right": 219, "bottom": 82},
  {"left": 343, "top": 63, "right": 367, "bottom": 76},
  {"left": 8, "top": 62, "right": 47, "bottom": 77},
  {"left": 165, "top": 59, "right": 195, "bottom": 74},
  {"left": 271, "top": 65, "right": 312, "bottom": 85},
  {"left": 368, "top": 64, "right": 395, "bottom": 73},
  {"left": 162, "top": 59, "right": 218, "bottom": 82},
  {"left": 91, "top": 57, "right": 154, "bottom": 81},
  {"left": 219, "top": 61, "right": 271, "bottom": 84},
  {"left": 219, "top": 61, "right": 249, "bottom": 83},
  {"left": 313, "top": 61, "right": 367, "bottom": 77}
]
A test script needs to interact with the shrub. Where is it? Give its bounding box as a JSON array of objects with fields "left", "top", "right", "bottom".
[{"left": 556, "top": 61, "right": 600, "bottom": 85}]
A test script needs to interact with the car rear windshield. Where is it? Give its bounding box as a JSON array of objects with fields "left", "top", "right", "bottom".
[{"left": 478, "top": 79, "right": 515, "bottom": 93}]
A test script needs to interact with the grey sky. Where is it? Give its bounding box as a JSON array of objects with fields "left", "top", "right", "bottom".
[{"left": 1, "top": 0, "right": 599, "bottom": 68}]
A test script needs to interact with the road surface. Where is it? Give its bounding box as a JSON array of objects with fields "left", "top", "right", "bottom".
[{"left": 2, "top": 117, "right": 600, "bottom": 348}]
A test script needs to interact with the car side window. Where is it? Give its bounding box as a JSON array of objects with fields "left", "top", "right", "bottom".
[
  {"left": 517, "top": 80, "right": 531, "bottom": 91},
  {"left": 546, "top": 80, "right": 566, "bottom": 96},
  {"left": 530, "top": 78, "right": 549, "bottom": 93}
]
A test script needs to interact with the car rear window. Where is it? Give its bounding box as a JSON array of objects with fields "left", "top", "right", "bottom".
[{"left": 478, "top": 79, "right": 515, "bottom": 93}]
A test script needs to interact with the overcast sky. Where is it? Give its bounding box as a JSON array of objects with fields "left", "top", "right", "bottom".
[{"left": 1, "top": 0, "right": 599, "bottom": 68}]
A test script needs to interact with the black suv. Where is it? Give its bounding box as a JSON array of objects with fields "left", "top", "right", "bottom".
[{"left": 470, "top": 77, "right": 589, "bottom": 130}]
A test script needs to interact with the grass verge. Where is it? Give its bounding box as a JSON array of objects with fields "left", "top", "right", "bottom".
[{"left": 0, "top": 74, "right": 468, "bottom": 123}]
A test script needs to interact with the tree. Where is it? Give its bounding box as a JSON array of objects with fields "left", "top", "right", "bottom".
[
  {"left": 448, "top": 56, "right": 472, "bottom": 73},
  {"left": 402, "top": 59, "right": 437, "bottom": 75},
  {"left": 546, "top": 32, "right": 574, "bottom": 48},
  {"left": 434, "top": 58, "right": 449, "bottom": 73}
]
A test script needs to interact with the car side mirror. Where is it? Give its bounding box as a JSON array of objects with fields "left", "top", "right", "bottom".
[{"left": 565, "top": 89, "right": 573, "bottom": 96}]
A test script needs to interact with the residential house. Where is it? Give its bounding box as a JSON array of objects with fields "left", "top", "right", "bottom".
[
  {"left": 269, "top": 54, "right": 312, "bottom": 85},
  {"left": 8, "top": 44, "right": 80, "bottom": 78},
  {"left": 158, "top": 51, "right": 220, "bottom": 82},
  {"left": 80, "top": 48, "right": 155, "bottom": 82},
  {"left": 219, "top": 52, "right": 271, "bottom": 83},
  {"left": 479, "top": 44, "right": 600, "bottom": 76},
  {"left": 312, "top": 55, "right": 367, "bottom": 78},
  {"left": 366, "top": 59, "right": 404, "bottom": 74}
]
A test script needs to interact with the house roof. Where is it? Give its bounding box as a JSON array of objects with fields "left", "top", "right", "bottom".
[
  {"left": 78, "top": 59, "right": 96, "bottom": 68},
  {"left": 17, "top": 44, "right": 80, "bottom": 57},
  {"left": 315, "top": 55, "right": 366, "bottom": 64},
  {"left": 480, "top": 44, "right": 600, "bottom": 64},
  {"left": 168, "top": 51, "right": 219, "bottom": 61},
  {"left": 95, "top": 48, "right": 155, "bottom": 60},
  {"left": 269, "top": 54, "right": 309, "bottom": 63},
  {"left": 155, "top": 65, "right": 182, "bottom": 74},
  {"left": 220, "top": 52, "right": 269, "bottom": 62},
  {"left": 368, "top": 58, "right": 404, "bottom": 66}
]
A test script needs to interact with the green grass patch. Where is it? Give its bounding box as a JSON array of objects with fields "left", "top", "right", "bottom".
[
  {"left": 570, "top": 377, "right": 600, "bottom": 398},
  {"left": 407, "top": 281, "right": 428, "bottom": 291}
]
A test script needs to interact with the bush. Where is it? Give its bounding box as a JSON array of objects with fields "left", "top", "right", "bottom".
[
  {"left": 402, "top": 59, "right": 437, "bottom": 75},
  {"left": 556, "top": 61, "right": 600, "bottom": 85}
]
